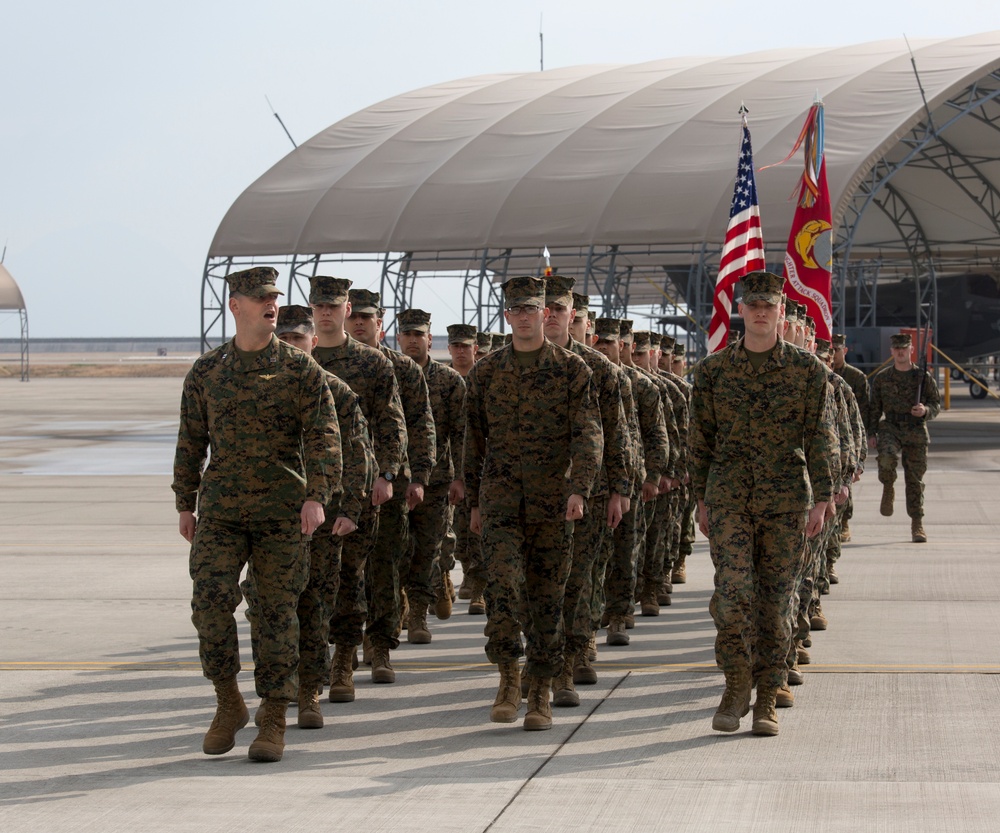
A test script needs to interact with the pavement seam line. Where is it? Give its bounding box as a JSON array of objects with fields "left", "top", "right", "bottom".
[{"left": 481, "top": 671, "right": 632, "bottom": 833}]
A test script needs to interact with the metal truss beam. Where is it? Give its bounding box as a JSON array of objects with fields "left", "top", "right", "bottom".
[
  {"left": 19, "top": 308, "right": 28, "bottom": 382},
  {"left": 379, "top": 252, "right": 415, "bottom": 346},
  {"left": 201, "top": 256, "right": 234, "bottom": 352},
  {"left": 463, "top": 248, "right": 511, "bottom": 334}
]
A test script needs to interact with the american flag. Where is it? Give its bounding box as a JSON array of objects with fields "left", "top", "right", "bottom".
[{"left": 707, "top": 116, "right": 766, "bottom": 352}]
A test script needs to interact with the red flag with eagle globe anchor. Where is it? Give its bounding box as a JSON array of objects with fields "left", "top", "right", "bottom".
[{"left": 779, "top": 104, "right": 834, "bottom": 341}]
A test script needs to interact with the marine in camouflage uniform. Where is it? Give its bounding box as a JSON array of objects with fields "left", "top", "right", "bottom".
[
  {"left": 309, "top": 276, "right": 407, "bottom": 701},
  {"left": 241, "top": 304, "right": 375, "bottom": 730},
  {"left": 397, "top": 309, "right": 466, "bottom": 640},
  {"left": 659, "top": 335, "right": 694, "bottom": 586},
  {"left": 541, "top": 277, "right": 631, "bottom": 705},
  {"left": 689, "top": 271, "right": 836, "bottom": 736},
  {"left": 867, "top": 332, "right": 941, "bottom": 542},
  {"left": 173, "top": 267, "right": 342, "bottom": 761},
  {"left": 465, "top": 275, "right": 604, "bottom": 731},
  {"left": 348, "top": 289, "right": 436, "bottom": 682},
  {"left": 670, "top": 342, "right": 698, "bottom": 581},
  {"left": 832, "top": 332, "right": 871, "bottom": 542}
]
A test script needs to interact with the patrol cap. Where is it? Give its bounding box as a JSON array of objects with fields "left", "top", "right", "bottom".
[
  {"left": 476, "top": 331, "right": 493, "bottom": 350},
  {"left": 785, "top": 302, "right": 800, "bottom": 324},
  {"left": 397, "top": 308, "right": 431, "bottom": 333},
  {"left": 632, "top": 331, "right": 652, "bottom": 351},
  {"left": 572, "top": 292, "right": 590, "bottom": 313},
  {"left": 448, "top": 323, "right": 477, "bottom": 345},
  {"left": 620, "top": 319, "right": 634, "bottom": 343},
  {"left": 673, "top": 343, "right": 686, "bottom": 358},
  {"left": 309, "top": 275, "right": 351, "bottom": 305},
  {"left": 660, "top": 334, "right": 676, "bottom": 351},
  {"left": 275, "top": 304, "right": 314, "bottom": 336},
  {"left": 504, "top": 333, "right": 513, "bottom": 346},
  {"left": 545, "top": 275, "right": 576, "bottom": 308},
  {"left": 648, "top": 332, "right": 662, "bottom": 349},
  {"left": 741, "top": 270, "right": 785, "bottom": 305},
  {"left": 491, "top": 333, "right": 506, "bottom": 351},
  {"left": 890, "top": 332, "right": 912, "bottom": 348},
  {"left": 815, "top": 338, "right": 832, "bottom": 359},
  {"left": 587, "top": 310, "right": 596, "bottom": 327},
  {"left": 805, "top": 316, "right": 816, "bottom": 331},
  {"left": 594, "top": 318, "right": 621, "bottom": 342},
  {"left": 502, "top": 275, "right": 546, "bottom": 310},
  {"left": 349, "top": 288, "right": 381, "bottom": 315},
  {"left": 228, "top": 266, "right": 283, "bottom": 298},
  {"left": 832, "top": 333, "right": 847, "bottom": 348}
]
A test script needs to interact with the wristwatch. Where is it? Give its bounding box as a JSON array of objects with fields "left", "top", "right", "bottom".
[{"left": 381, "top": 471, "right": 395, "bottom": 483}]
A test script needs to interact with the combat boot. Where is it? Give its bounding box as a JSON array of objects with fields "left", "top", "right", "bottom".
[
  {"left": 297, "top": 680, "right": 323, "bottom": 729},
  {"left": 248, "top": 698, "right": 287, "bottom": 762},
  {"left": 435, "top": 573, "right": 454, "bottom": 620},
  {"left": 775, "top": 684, "right": 795, "bottom": 708},
  {"left": 606, "top": 615, "right": 630, "bottom": 646},
  {"left": 371, "top": 644, "right": 395, "bottom": 684},
  {"left": 458, "top": 577, "right": 472, "bottom": 600},
  {"left": 490, "top": 661, "right": 521, "bottom": 723},
  {"left": 911, "top": 519, "right": 927, "bottom": 543},
  {"left": 711, "top": 668, "right": 751, "bottom": 732},
  {"left": 657, "top": 580, "right": 672, "bottom": 606},
  {"left": 828, "top": 560, "right": 839, "bottom": 584},
  {"left": 328, "top": 643, "right": 356, "bottom": 702},
  {"left": 202, "top": 676, "right": 249, "bottom": 755},
  {"left": 810, "top": 604, "right": 828, "bottom": 631},
  {"left": 574, "top": 648, "right": 598, "bottom": 685},
  {"left": 468, "top": 581, "right": 486, "bottom": 615},
  {"left": 552, "top": 655, "right": 579, "bottom": 707},
  {"left": 406, "top": 603, "right": 432, "bottom": 644},
  {"left": 395, "top": 588, "right": 409, "bottom": 640},
  {"left": 840, "top": 517, "right": 851, "bottom": 542},
  {"left": 362, "top": 634, "right": 373, "bottom": 666},
  {"left": 624, "top": 610, "right": 636, "bottom": 629},
  {"left": 586, "top": 634, "right": 598, "bottom": 662},
  {"left": 639, "top": 584, "right": 660, "bottom": 617},
  {"left": 797, "top": 646, "right": 811, "bottom": 666},
  {"left": 880, "top": 482, "right": 895, "bottom": 516},
  {"left": 523, "top": 677, "right": 553, "bottom": 731},
  {"left": 751, "top": 686, "right": 779, "bottom": 736},
  {"left": 671, "top": 555, "right": 687, "bottom": 584},
  {"left": 787, "top": 664, "right": 804, "bottom": 686}
]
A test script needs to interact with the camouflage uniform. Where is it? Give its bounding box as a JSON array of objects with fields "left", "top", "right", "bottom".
[
  {"left": 690, "top": 324, "right": 837, "bottom": 690},
  {"left": 310, "top": 278, "right": 407, "bottom": 651},
  {"left": 174, "top": 310, "right": 341, "bottom": 702},
  {"left": 465, "top": 278, "right": 604, "bottom": 679},
  {"left": 833, "top": 333, "right": 871, "bottom": 530},
  {"left": 867, "top": 347, "right": 940, "bottom": 520}
]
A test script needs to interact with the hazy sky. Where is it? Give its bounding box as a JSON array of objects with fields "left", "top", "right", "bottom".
[{"left": 2, "top": 1, "right": 998, "bottom": 337}]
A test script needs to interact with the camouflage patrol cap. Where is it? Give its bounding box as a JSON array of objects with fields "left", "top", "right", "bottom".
[
  {"left": 587, "top": 310, "right": 596, "bottom": 327},
  {"left": 545, "top": 275, "right": 576, "bottom": 308},
  {"left": 594, "top": 318, "right": 621, "bottom": 342},
  {"left": 815, "top": 338, "right": 832, "bottom": 359},
  {"left": 448, "top": 323, "right": 477, "bottom": 345},
  {"left": 502, "top": 275, "right": 546, "bottom": 309},
  {"left": 660, "top": 334, "right": 676, "bottom": 351},
  {"left": 227, "top": 266, "right": 283, "bottom": 298},
  {"left": 397, "top": 308, "right": 431, "bottom": 333},
  {"left": 741, "top": 270, "right": 785, "bottom": 305},
  {"left": 632, "top": 331, "right": 652, "bottom": 351},
  {"left": 620, "top": 319, "right": 634, "bottom": 343},
  {"left": 275, "top": 304, "right": 314, "bottom": 336},
  {"left": 309, "top": 275, "right": 351, "bottom": 305},
  {"left": 785, "top": 302, "right": 800, "bottom": 324},
  {"left": 805, "top": 316, "right": 816, "bottom": 331},
  {"left": 503, "top": 333, "right": 513, "bottom": 346},
  {"left": 890, "top": 332, "right": 912, "bottom": 348},
  {"left": 476, "top": 331, "right": 493, "bottom": 350},
  {"left": 572, "top": 292, "right": 590, "bottom": 313},
  {"left": 832, "top": 333, "right": 847, "bottom": 348},
  {"left": 349, "top": 288, "right": 381, "bottom": 315},
  {"left": 491, "top": 333, "right": 506, "bottom": 351},
  {"left": 648, "top": 332, "right": 662, "bottom": 349},
  {"left": 673, "top": 343, "right": 686, "bottom": 358}
]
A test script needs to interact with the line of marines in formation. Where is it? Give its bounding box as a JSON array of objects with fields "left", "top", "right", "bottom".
[{"left": 172, "top": 265, "right": 939, "bottom": 761}]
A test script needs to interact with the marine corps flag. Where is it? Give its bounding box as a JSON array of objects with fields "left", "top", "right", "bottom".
[{"left": 777, "top": 103, "right": 834, "bottom": 340}]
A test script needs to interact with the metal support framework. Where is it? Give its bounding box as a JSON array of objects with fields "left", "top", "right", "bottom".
[
  {"left": 18, "top": 308, "right": 28, "bottom": 382},
  {"left": 462, "top": 249, "right": 511, "bottom": 333},
  {"left": 287, "top": 254, "right": 322, "bottom": 305},
  {"left": 201, "top": 256, "right": 234, "bottom": 353},
  {"left": 379, "top": 252, "right": 415, "bottom": 345}
]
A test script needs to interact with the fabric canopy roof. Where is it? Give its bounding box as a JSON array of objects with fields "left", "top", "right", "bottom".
[
  {"left": 209, "top": 32, "right": 1000, "bottom": 263},
  {"left": 0, "top": 264, "right": 26, "bottom": 311}
]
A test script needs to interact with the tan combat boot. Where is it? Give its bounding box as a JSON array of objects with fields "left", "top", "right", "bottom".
[
  {"left": 458, "top": 576, "right": 472, "bottom": 600},
  {"left": 880, "top": 482, "right": 895, "bottom": 516},
  {"left": 328, "top": 644, "right": 356, "bottom": 703},
  {"left": 797, "top": 646, "right": 811, "bottom": 666},
  {"left": 202, "top": 676, "right": 249, "bottom": 755},
  {"left": 523, "top": 677, "right": 553, "bottom": 731},
  {"left": 397, "top": 588, "right": 410, "bottom": 639},
  {"left": 586, "top": 634, "right": 598, "bottom": 662},
  {"left": 671, "top": 555, "right": 687, "bottom": 584},
  {"left": 828, "top": 559, "right": 839, "bottom": 584},
  {"left": 468, "top": 580, "right": 486, "bottom": 615},
  {"left": 606, "top": 615, "right": 630, "bottom": 646},
  {"left": 810, "top": 604, "right": 828, "bottom": 631},
  {"left": 624, "top": 610, "right": 636, "bottom": 629},
  {"left": 911, "top": 519, "right": 927, "bottom": 543},
  {"left": 639, "top": 584, "right": 660, "bottom": 617},
  {"left": 371, "top": 644, "right": 395, "bottom": 684},
  {"left": 657, "top": 580, "right": 672, "bottom": 606},
  {"left": 552, "top": 655, "right": 580, "bottom": 707},
  {"left": 711, "top": 668, "right": 751, "bottom": 732},
  {"left": 297, "top": 679, "right": 323, "bottom": 729},
  {"left": 406, "top": 602, "right": 432, "bottom": 644},
  {"left": 775, "top": 684, "right": 795, "bottom": 708},
  {"left": 751, "top": 686, "right": 780, "bottom": 736},
  {"left": 573, "top": 646, "right": 598, "bottom": 685},
  {"left": 490, "top": 661, "right": 521, "bottom": 723},
  {"left": 840, "top": 516, "right": 851, "bottom": 542},
  {"left": 248, "top": 698, "right": 287, "bottom": 762},
  {"left": 787, "top": 663, "right": 804, "bottom": 686},
  {"left": 435, "top": 573, "right": 454, "bottom": 620}
]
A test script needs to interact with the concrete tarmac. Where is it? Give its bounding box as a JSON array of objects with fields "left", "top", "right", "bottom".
[{"left": 2, "top": 377, "right": 1000, "bottom": 832}]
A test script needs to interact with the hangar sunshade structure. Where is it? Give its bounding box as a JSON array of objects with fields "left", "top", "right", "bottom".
[
  {"left": 204, "top": 31, "right": 1000, "bottom": 358},
  {"left": 0, "top": 263, "right": 29, "bottom": 381}
]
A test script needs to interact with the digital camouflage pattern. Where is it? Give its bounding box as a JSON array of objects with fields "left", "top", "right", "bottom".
[
  {"left": 867, "top": 364, "right": 940, "bottom": 518},
  {"left": 226, "top": 266, "right": 283, "bottom": 298}
]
